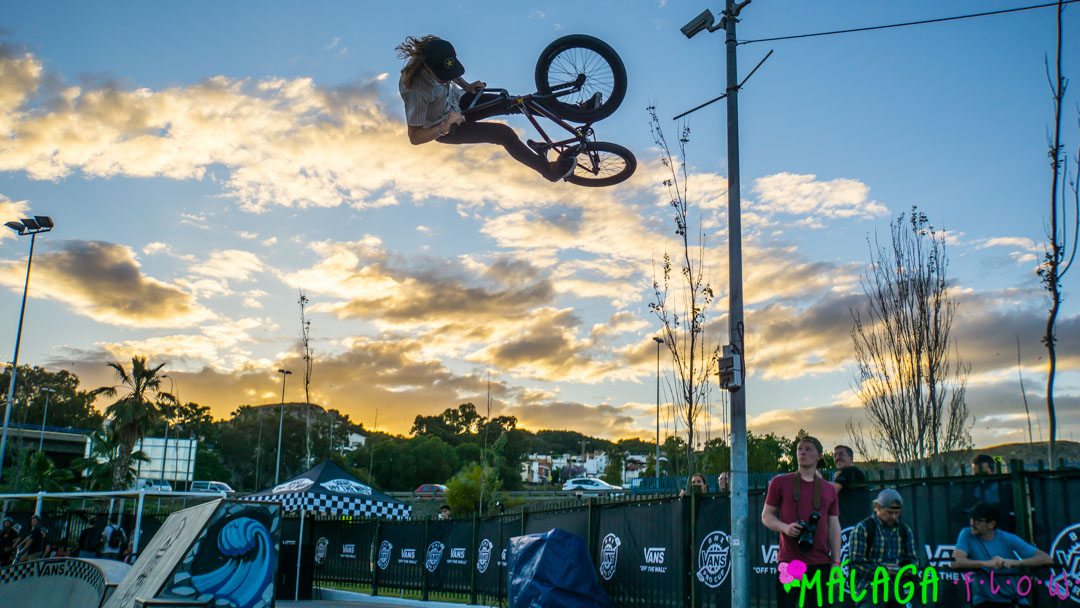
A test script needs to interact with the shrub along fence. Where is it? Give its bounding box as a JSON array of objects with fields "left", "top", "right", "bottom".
[{"left": 295, "top": 462, "right": 1080, "bottom": 607}]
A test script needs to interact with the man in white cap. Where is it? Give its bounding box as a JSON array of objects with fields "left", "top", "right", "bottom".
[{"left": 846, "top": 488, "right": 918, "bottom": 608}]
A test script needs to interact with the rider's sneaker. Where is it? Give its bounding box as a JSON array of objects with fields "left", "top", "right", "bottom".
[
  {"left": 527, "top": 139, "right": 548, "bottom": 157},
  {"left": 549, "top": 154, "right": 578, "bottom": 182},
  {"left": 576, "top": 92, "right": 602, "bottom": 111}
]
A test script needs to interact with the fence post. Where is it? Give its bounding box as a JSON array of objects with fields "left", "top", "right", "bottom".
[
  {"left": 34, "top": 491, "right": 43, "bottom": 517},
  {"left": 688, "top": 493, "right": 697, "bottom": 608},
  {"left": 1009, "top": 459, "right": 1032, "bottom": 542},
  {"left": 132, "top": 489, "right": 145, "bottom": 556},
  {"left": 470, "top": 513, "right": 478, "bottom": 605},
  {"left": 422, "top": 516, "right": 430, "bottom": 602},
  {"left": 372, "top": 519, "right": 380, "bottom": 597},
  {"left": 587, "top": 497, "right": 598, "bottom": 559}
]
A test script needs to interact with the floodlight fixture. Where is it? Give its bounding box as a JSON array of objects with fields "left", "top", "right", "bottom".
[
  {"left": 20, "top": 218, "right": 39, "bottom": 230},
  {"left": 34, "top": 216, "right": 54, "bottom": 229},
  {"left": 4, "top": 222, "right": 24, "bottom": 234}
]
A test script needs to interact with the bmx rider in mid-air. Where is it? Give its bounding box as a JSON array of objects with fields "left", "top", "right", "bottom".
[{"left": 396, "top": 35, "right": 578, "bottom": 182}]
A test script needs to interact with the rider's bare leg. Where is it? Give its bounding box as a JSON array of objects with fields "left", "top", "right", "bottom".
[{"left": 437, "top": 121, "right": 570, "bottom": 182}]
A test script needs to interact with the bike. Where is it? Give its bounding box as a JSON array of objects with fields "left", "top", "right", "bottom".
[{"left": 460, "top": 34, "right": 636, "bottom": 188}]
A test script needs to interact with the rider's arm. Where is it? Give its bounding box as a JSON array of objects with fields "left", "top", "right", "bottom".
[
  {"left": 407, "top": 113, "right": 463, "bottom": 145},
  {"left": 951, "top": 547, "right": 1004, "bottom": 570}
]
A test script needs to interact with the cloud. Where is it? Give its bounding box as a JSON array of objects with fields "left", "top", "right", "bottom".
[
  {"left": 0, "top": 239, "right": 212, "bottom": 327},
  {"left": 750, "top": 173, "right": 888, "bottom": 220},
  {"left": 190, "top": 249, "right": 264, "bottom": 281},
  {"left": 0, "top": 48, "right": 633, "bottom": 213}
]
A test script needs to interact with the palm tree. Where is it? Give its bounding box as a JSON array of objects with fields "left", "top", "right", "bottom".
[
  {"left": 74, "top": 427, "right": 150, "bottom": 491},
  {"left": 90, "top": 356, "right": 177, "bottom": 490},
  {"left": 21, "top": 451, "right": 76, "bottom": 492}
]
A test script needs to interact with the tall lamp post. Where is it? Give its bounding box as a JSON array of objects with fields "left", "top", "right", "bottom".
[
  {"left": 681, "top": 3, "right": 753, "bottom": 607},
  {"left": 0, "top": 215, "right": 54, "bottom": 486},
  {"left": 37, "top": 387, "right": 56, "bottom": 452},
  {"left": 161, "top": 375, "right": 176, "bottom": 487},
  {"left": 274, "top": 368, "right": 292, "bottom": 485},
  {"left": 652, "top": 336, "right": 664, "bottom": 483}
]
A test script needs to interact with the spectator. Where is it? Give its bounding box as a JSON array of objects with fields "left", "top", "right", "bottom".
[
  {"left": 680, "top": 473, "right": 708, "bottom": 497},
  {"left": 971, "top": 454, "right": 1001, "bottom": 506},
  {"left": 829, "top": 445, "right": 866, "bottom": 494},
  {"left": 100, "top": 517, "right": 127, "bottom": 561},
  {"left": 971, "top": 454, "right": 996, "bottom": 475},
  {"left": 0, "top": 517, "right": 17, "bottom": 566},
  {"left": 76, "top": 516, "right": 101, "bottom": 558},
  {"left": 847, "top": 489, "right": 918, "bottom": 608},
  {"left": 717, "top": 472, "right": 730, "bottom": 493},
  {"left": 761, "top": 436, "right": 842, "bottom": 608},
  {"left": 951, "top": 501, "right": 1052, "bottom": 608},
  {"left": 438, "top": 505, "right": 451, "bottom": 520},
  {"left": 120, "top": 541, "right": 136, "bottom": 565},
  {"left": 15, "top": 514, "right": 46, "bottom": 561}
]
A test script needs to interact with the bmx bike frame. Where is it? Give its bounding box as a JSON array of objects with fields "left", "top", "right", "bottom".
[{"left": 462, "top": 77, "right": 596, "bottom": 158}]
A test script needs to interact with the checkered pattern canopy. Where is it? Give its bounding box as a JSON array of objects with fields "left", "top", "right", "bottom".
[{"left": 242, "top": 460, "right": 411, "bottom": 520}]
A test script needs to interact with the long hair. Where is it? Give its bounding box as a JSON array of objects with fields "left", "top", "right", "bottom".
[{"left": 396, "top": 35, "right": 439, "bottom": 89}]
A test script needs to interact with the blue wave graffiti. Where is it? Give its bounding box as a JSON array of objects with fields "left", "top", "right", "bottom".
[{"left": 191, "top": 517, "right": 273, "bottom": 608}]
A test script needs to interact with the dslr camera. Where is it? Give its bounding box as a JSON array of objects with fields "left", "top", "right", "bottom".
[{"left": 797, "top": 511, "right": 821, "bottom": 553}]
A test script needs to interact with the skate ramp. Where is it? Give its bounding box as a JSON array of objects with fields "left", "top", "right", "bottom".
[
  {"left": 0, "top": 558, "right": 109, "bottom": 608},
  {"left": 105, "top": 499, "right": 279, "bottom": 608}
]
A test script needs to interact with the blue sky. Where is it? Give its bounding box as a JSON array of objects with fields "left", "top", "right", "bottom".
[{"left": 0, "top": 1, "right": 1077, "bottom": 453}]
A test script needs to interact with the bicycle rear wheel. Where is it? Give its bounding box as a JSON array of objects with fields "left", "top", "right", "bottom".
[
  {"left": 535, "top": 35, "right": 627, "bottom": 123},
  {"left": 564, "top": 141, "right": 636, "bottom": 187}
]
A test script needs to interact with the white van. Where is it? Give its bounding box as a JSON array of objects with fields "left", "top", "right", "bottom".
[
  {"left": 190, "top": 481, "right": 234, "bottom": 494},
  {"left": 134, "top": 478, "right": 173, "bottom": 492}
]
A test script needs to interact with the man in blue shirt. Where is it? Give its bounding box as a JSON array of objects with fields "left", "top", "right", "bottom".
[{"left": 951, "top": 502, "right": 1052, "bottom": 608}]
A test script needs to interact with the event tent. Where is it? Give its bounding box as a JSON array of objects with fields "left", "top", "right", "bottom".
[{"left": 242, "top": 460, "right": 411, "bottom": 520}]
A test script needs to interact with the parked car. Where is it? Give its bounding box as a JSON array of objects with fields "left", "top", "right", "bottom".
[
  {"left": 190, "top": 481, "right": 235, "bottom": 494},
  {"left": 413, "top": 484, "right": 448, "bottom": 498},
  {"left": 561, "top": 477, "right": 623, "bottom": 495},
  {"left": 133, "top": 478, "right": 173, "bottom": 492}
]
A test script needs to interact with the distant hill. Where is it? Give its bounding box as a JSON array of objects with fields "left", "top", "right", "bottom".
[{"left": 974, "top": 440, "right": 1080, "bottom": 466}]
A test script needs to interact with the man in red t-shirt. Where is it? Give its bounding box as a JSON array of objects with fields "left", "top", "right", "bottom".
[{"left": 761, "top": 436, "right": 841, "bottom": 608}]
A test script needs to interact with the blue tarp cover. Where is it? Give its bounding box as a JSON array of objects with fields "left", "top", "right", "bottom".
[{"left": 507, "top": 528, "right": 614, "bottom": 608}]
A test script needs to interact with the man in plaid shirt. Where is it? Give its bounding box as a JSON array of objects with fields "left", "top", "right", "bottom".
[{"left": 847, "top": 488, "right": 918, "bottom": 608}]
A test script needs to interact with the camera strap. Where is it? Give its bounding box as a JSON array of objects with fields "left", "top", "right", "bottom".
[{"left": 791, "top": 472, "right": 822, "bottom": 510}]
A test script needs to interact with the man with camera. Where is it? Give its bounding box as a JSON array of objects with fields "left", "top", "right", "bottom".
[
  {"left": 762, "top": 436, "right": 842, "bottom": 608},
  {"left": 847, "top": 488, "right": 918, "bottom": 608}
]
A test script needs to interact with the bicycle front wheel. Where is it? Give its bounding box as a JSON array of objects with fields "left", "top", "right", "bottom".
[
  {"left": 564, "top": 141, "right": 636, "bottom": 187},
  {"left": 535, "top": 34, "right": 627, "bottom": 123}
]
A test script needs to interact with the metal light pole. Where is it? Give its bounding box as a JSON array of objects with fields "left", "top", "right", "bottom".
[
  {"left": 0, "top": 216, "right": 54, "bottom": 486},
  {"left": 37, "top": 388, "right": 56, "bottom": 451},
  {"left": 652, "top": 336, "right": 663, "bottom": 483},
  {"left": 275, "top": 368, "right": 292, "bottom": 485},
  {"left": 723, "top": 5, "right": 752, "bottom": 606},
  {"left": 161, "top": 375, "right": 176, "bottom": 485},
  {"left": 679, "top": 4, "right": 753, "bottom": 607}
]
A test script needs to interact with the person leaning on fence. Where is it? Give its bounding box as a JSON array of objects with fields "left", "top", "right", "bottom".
[
  {"left": 15, "top": 514, "right": 46, "bottom": 561},
  {"left": 847, "top": 489, "right": 918, "bottom": 608},
  {"left": 761, "top": 436, "right": 841, "bottom": 608},
  {"left": 680, "top": 473, "right": 708, "bottom": 497},
  {"left": 100, "top": 517, "right": 127, "bottom": 561},
  {"left": 717, "top": 471, "right": 730, "bottom": 493},
  {"left": 829, "top": 445, "right": 866, "bottom": 494},
  {"left": 950, "top": 501, "right": 1052, "bottom": 608},
  {"left": 0, "top": 517, "right": 18, "bottom": 566}
]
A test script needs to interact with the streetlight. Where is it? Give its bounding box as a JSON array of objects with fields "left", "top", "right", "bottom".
[
  {"left": 0, "top": 215, "right": 54, "bottom": 486},
  {"left": 161, "top": 375, "right": 176, "bottom": 487},
  {"left": 682, "top": 4, "right": 752, "bottom": 608},
  {"left": 652, "top": 336, "right": 664, "bottom": 484},
  {"left": 275, "top": 368, "right": 292, "bottom": 485},
  {"left": 37, "top": 388, "right": 56, "bottom": 452}
]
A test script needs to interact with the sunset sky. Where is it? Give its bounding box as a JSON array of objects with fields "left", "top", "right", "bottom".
[{"left": 1, "top": 1, "right": 1078, "bottom": 452}]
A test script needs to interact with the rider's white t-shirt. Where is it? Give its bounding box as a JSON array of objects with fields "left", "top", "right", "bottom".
[{"left": 399, "top": 69, "right": 463, "bottom": 129}]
